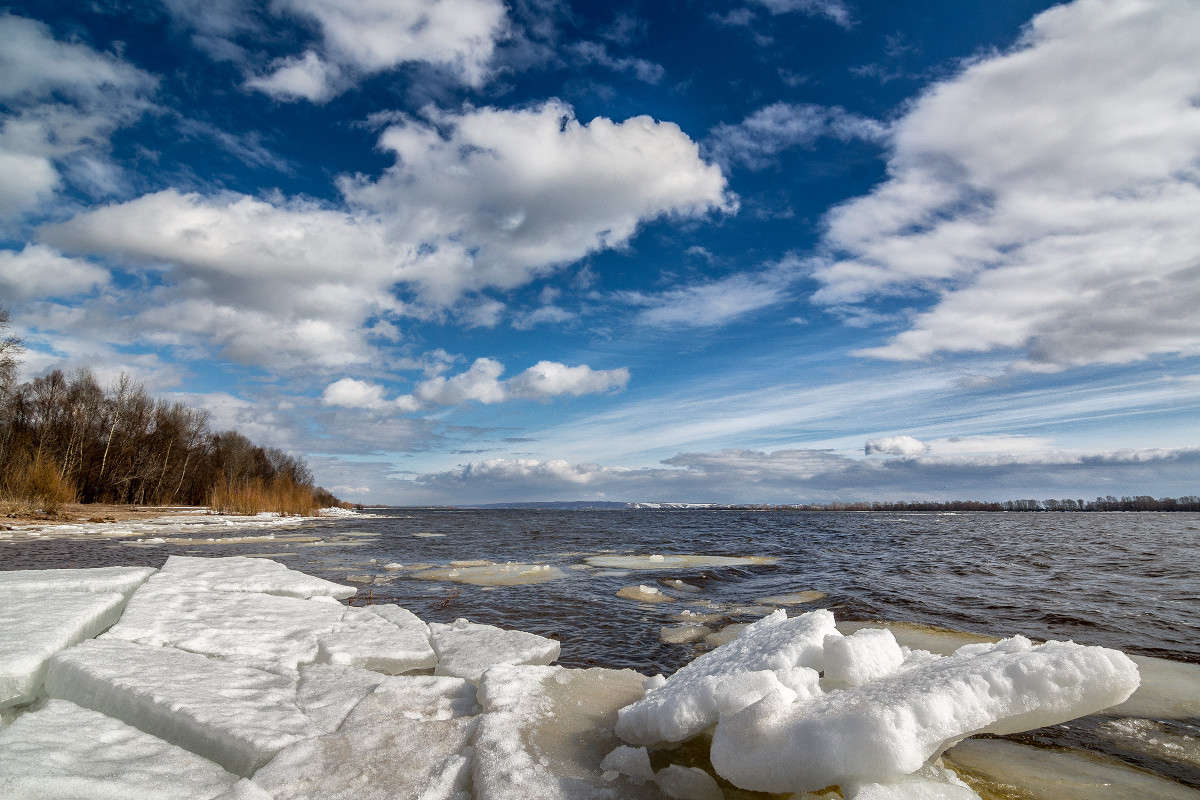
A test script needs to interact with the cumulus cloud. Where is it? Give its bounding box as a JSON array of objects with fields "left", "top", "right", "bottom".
[
  {"left": 0, "top": 14, "right": 156, "bottom": 220},
  {"left": 707, "top": 102, "right": 886, "bottom": 169},
  {"left": 0, "top": 245, "right": 108, "bottom": 300},
  {"left": 815, "top": 0, "right": 1200, "bottom": 370},
  {"left": 38, "top": 100, "right": 729, "bottom": 370},
  {"left": 320, "top": 359, "right": 629, "bottom": 412},
  {"left": 245, "top": 0, "right": 509, "bottom": 101},
  {"left": 864, "top": 435, "right": 927, "bottom": 457}
]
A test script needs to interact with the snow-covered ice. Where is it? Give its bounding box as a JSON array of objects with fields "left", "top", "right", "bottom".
[
  {"left": 45, "top": 638, "right": 315, "bottom": 776},
  {"left": 430, "top": 618, "right": 560, "bottom": 682},
  {"left": 295, "top": 663, "right": 386, "bottom": 733},
  {"left": 316, "top": 604, "right": 438, "bottom": 674},
  {"left": 155, "top": 555, "right": 354, "bottom": 599},
  {"left": 1, "top": 590, "right": 127, "bottom": 708},
  {"left": 0, "top": 566, "right": 154, "bottom": 596},
  {"left": 0, "top": 699, "right": 243, "bottom": 800},
  {"left": 617, "top": 609, "right": 834, "bottom": 746},
  {"left": 822, "top": 627, "right": 905, "bottom": 687},
  {"left": 709, "top": 635, "right": 1140, "bottom": 793}
]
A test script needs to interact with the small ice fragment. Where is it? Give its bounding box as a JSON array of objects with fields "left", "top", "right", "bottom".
[
  {"left": 704, "top": 622, "right": 750, "bottom": 647},
  {"left": 586, "top": 554, "right": 777, "bottom": 570},
  {"left": 617, "top": 584, "right": 675, "bottom": 604},
  {"left": 822, "top": 628, "right": 905, "bottom": 687},
  {"left": 429, "top": 619, "right": 559, "bottom": 682},
  {"left": 660, "top": 624, "right": 712, "bottom": 645},
  {"left": 759, "top": 590, "right": 826, "bottom": 605},
  {"left": 600, "top": 745, "right": 655, "bottom": 784},
  {"left": 411, "top": 562, "right": 567, "bottom": 586},
  {"left": 661, "top": 579, "right": 701, "bottom": 593},
  {"left": 654, "top": 765, "right": 723, "bottom": 800}
]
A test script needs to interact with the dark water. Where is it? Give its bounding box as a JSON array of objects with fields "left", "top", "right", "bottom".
[{"left": 7, "top": 509, "right": 1198, "bottom": 673}]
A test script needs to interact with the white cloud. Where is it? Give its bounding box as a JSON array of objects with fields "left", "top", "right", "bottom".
[
  {"left": 0, "top": 244, "right": 109, "bottom": 300},
  {"left": 815, "top": 0, "right": 1200, "bottom": 371},
  {"left": 246, "top": 0, "right": 509, "bottom": 101},
  {"left": 618, "top": 256, "right": 801, "bottom": 328},
  {"left": 864, "top": 434, "right": 926, "bottom": 457},
  {"left": 39, "top": 101, "right": 728, "bottom": 371},
  {"left": 707, "top": 102, "right": 887, "bottom": 170},
  {"left": 507, "top": 361, "right": 629, "bottom": 399},
  {"left": 511, "top": 305, "right": 575, "bottom": 330},
  {"left": 321, "top": 377, "right": 389, "bottom": 409},
  {"left": 568, "top": 41, "right": 664, "bottom": 83},
  {"left": 749, "top": 0, "right": 852, "bottom": 28}
]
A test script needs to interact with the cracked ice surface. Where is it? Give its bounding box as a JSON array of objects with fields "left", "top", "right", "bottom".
[
  {"left": 155, "top": 555, "right": 355, "bottom": 599},
  {"left": 430, "top": 618, "right": 560, "bottom": 682}
]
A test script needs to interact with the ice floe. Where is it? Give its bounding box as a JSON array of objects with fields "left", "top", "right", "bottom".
[
  {"left": 0, "top": 565, "right": 154, "bottom": 596},
  {"left": 617, "top": 584, "right": 676, "bottom": 603},
  {"left": 430, "top": 618, "right": 561, "bottom": 682},
  {"left": 585, "top": 554, "right": 776, "bottom": 570},
  {"left": 659, "top": 624, "right": 712, "bottom": 645},
  {"left": 316, "top": 604, "right": 438, "bottom": 674},
  {"left": 411, "top": 561, "right": 568, "bottom": 586},
  {"left": 155, "top": 555, "right": 355, "bottom": 598},
  {"left": 759, "top": 589, "right": 826, "bottom": 605}
]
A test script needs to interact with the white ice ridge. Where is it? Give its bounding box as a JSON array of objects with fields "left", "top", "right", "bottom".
[
  {"left": 1, "top": 590, "right": 127, "bottom": 708},
  {"left": 0, "top": 565, "right": 155, "bottom": 596},
  {"left": 616, "top": 609, "right": 837, "bottom": 745},
  {"left": 430, "top": 618, "right": 561, "bottom": 682},
  {"left": 0, "top": 699, "right": 244, "bottom": 800},
  {"left": 45, "top": 638, "right": 315, "bottom": 776},
  {"left": 709, "top": 634, "right": 1140, "bottom": 793},
  {"left": 155, "top": 555, "right": 355, "bottom": 598}
]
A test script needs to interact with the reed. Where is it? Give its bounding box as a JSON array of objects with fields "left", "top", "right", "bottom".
[
  {"left": 1, "top": 453, "right": 77, "bottom": 515},
  {"left": 208, "top": 475, "right": 321, "bottom": 516}
]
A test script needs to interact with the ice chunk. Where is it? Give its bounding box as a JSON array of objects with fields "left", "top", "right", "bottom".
[
  {"left": 616, "top": 609, "right": 836, "bottom": 746},
  {"left": 600, "top": 746, "right": 654, "bottom": 784},
  {"left": 1, "top": 591, "right": 127, "bottom": 708},
  {"left": 411, "top": 562, "right": 567, "bottom": 586},
  {"left": 1113, "top": 654, "right": 1200, "bottom": 719},
  {"left": 837, "top": 620, "right": 997, "bottom": 656},
  {"left": 45, "top": 638, "right": 315, "bottom": 776},
  {"left": 254, "top": 675, "right": 478, "bottom": 800},
  {"left": 660, "top": 624, "right": 712, "bottom": 645},
  {"left": 847, "top": 764, "right": 980, "bottom": 799},
  {"left": 295, "top": 663, "right": 386, "bottom": 733},
  {"left": 316, "top": 604, "right": 437, "bottom": 674},
  {"left": 0, "top": 565, "right": 154, "bottom": 596},
  {"left": 710, "top": 636, "right": 1140, "bottom": 793},
  {"left": 430, "top": 618, "right": 560, "bottom": 682},
  {"left": 943, "top": 737, "right": 1199, "bottom": 800},
  {"left": 759, "top": 590, "right": 826, "bottom": 605},
  {"left": 156, "top": 555, "right": 354, "bottom": 598},
  {"left": 617, "top": 584, "right": 675, "bottom": 603},
  {"left": 473, "top": 664, "right": 661, "bottom": 799},
  {"left": 660, "top": 579, "right": 701, "bottom": 593},
  {"left": 105, "top": 578, "right": 348, "bottom": 671},
  {"left": 822, "top": 628, "right": 905, "bottom": 687},
  {"left": 653, "top": 765, "right": 723, "bottom": 800},
  {"left": 586, "top": 554, "right": 776, "bottom": 570},
  {"left": 704, "top": 622, "right": 750, "bottom": 647},
  {"left": 0, "top": 699, "right": 242, "bottom": 800}
]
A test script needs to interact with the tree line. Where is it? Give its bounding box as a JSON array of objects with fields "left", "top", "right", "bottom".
[{"left": 0, "top": 310, "right": 341, "bottom": 515}]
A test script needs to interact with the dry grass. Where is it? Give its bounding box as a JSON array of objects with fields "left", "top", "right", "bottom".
[
  {"left": 1, "top": 454, "right": 76, "bottom": 516},
  {"left": 209, "top": 475, "right": 321, "bottom": 516}
]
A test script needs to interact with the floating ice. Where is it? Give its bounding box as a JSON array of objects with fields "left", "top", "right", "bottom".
[
  {"left": 45, "top": 638, "right": 314, "bottom": 776},
  {"left": 617, "top": 584, "right": 676, "bottom": 604},
  {"left": 0, "top": 699, "right": 242, "bottom": 800},
  {"left": 703, "top": 623, "right": 750, "bottom": 647},
  {"left": 1, "top": 591, "right": 127, "bottom": 708},
  {"left": 0, "top": 565, "right": 154, "bottom": 596},
  {"left": 585, "top": 554, "right": 776, "bottom": 570},
  {"left": 316, "top": 604, "right": 438, "bottom": 674},
  {"left": 709, "top": 635, "right": 1140, "bottom": 793},
  {"left": 616, "top": 609, "right": 836, "bottom": 746},
  {"left": 473, "top": 664, "right": 660, "bottom": 799},
  {"left": 759, "top": 590, "right": 826, "bottom": 605},
  {"left": 600, "top": 745, "right": 654, "bottom": 784},
  {"left": 254, "top": 676, "right": 477, "bottom": 800},
  {"left": 155, "top": 555, "right": 354, "bottom": 599},
  {"left": 660, "top": 579, "right": 701, "bottom": 593},
  {"left": 412, "top": 562, "right": 568, "bottom": 586},
  {"left": 660, "top": 624, "right": 711, "bottom": 645},
  {"left": 653, "top": 765, "right": 723, "bottom": 800},
  {"left": 846, "top": 764, "right": 980, "bottom": 800},
  {"left": 822, "top": 627, "right": 905, "bottom": 687},
  {"left": 943, "top": 737, "right": 1199, "bottom": 800},
  {"left": 429, "top": 619, "right": 560, "bottom": 682}
]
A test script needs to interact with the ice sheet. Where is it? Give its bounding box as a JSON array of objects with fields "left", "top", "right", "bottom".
[
  {"left": 616, "top": 609, "right": 836, "bottom": 746},
  {"left": 295, "top": 663, "right": 386, "bottom": 733},
  {"left": 0, "top": 699, "right": 241, "bottom": 800},
  {"left": 585, "top": 554, "right": 776, "bottom": 570},
  {"left": 156, "top": 555, "right": 354, "bottom": 598},
  {"left": 1, "top": 590, "right": 127, "bottom": 708},
  {"left": 0, "top": 566, "right": 154, "bottom": 596},
  {"left": 474, "top": 664, "right": 661, "bottom": 800},
  {"left": 411, "top": 562, "right": 567, "bottom": 586},
  {"left": 710, "top": 635, "right": 1140, "bottom": 793},
  {"left": 45, "top": 638, "right": 314, "bottom": 776},
  {"left": 254, "top": 675, "right": 478, "bottom": 800},
  {"left": 316, "top": 604, "right": 438, "bottom": 674},
  {"left": 430, "top": 618, "right": 560, "bottom": 682}
]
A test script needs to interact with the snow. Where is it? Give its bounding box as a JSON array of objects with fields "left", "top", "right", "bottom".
[
  {"left": 653, "top": 765, "right": 723, "bottom": 800},
  {"left": 617, "top": 609, "right": 836, "bottom": 746},
  {"left": 45, "top": 638, "right": 315, "bottom": 776},
  {"left": 617, "top": 584, "right": 676, "bottom": 603},
  {"left": 0, "top": 699, "right": 242, "bottom": 800},
  {"left": 822, "top": 627, "right": 905, "bottom": 687},
  {"left": 1, "top": 590, "right": 127, "bottom": 708},
  {"left": 316, "top": 604, "right": 437, "bottom": 674},
  {"left": 585, "top": 554, "right": 777, "bottom": 570},
  {"left": 473, "top": 664, "right": 661, "bottom": 799},
  {"left": 430, "top": 618, "right": 560, "bottom": 682},
  {"left": 709, "top": 635, "right": 1140, "bottom": 793},
  {"left": 253, "top": 675, "right": 478, "bottom": 800},
  {"left": 411, "top": 562, "right": 568, "bottom": 586},
  {"left": 0, "top": 566, "right": 154, "bottom": 596},
  {"left": 155, "top": 555, "right": 355, "bottom": 599}
]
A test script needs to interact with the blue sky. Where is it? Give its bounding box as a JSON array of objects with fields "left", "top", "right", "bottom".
[{"left": 3, "top": 0, "right": 1199, "bottom": 503}]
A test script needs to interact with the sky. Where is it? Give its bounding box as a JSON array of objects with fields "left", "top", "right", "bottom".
[{"left": 2, "top": 0, "right": 1199, "bottom": 504}]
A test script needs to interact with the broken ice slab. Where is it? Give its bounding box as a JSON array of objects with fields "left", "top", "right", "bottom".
[
  {"left": 315, "top": 604, "right": 437, "bottom": 674},
  {"left": 1, "top": 590, "right": 127, "bottom": 708},
  {"left": 430, "top": 618, "right": 560, "bottom": 682},
  {"left": 0, "top": 565, "right": 155, "bottom": 596},
  {"left": 155, "top": 555, "right": 354, "bottom": 598},
  {"left": 616, "top": 584, "right": 676, "bottom": 604},
  {"left": 821, "top": 627, "right": 905, "bottom": 688},
  {"left": 295, "top": 663, "right": 387, "bottom": 734},
  {"left": 410, "top": 562, "right": 568, "bottom": 586},
  {"left": 616, "top": 609, "right": 837, "bottom": 746},
  {"left": 0, "top": 698, "right": 243, "bottom": 800},
  {"left": 45, "top": 638, "right": 315, "bottom": 776},
  {"left": 473, "top": 664, "right": 662, "bottom": 800},
  {"left": 759, "top": 590, "right": 826, "bottom": 605},
  {"left": 652, "top": 764, "right": 723, "bottom": 800},
  {"left": 585, "top": 554, "right": 776, "bottom": 570},
  {"left": 254, "top": 675, "right": 478, "bottom": 800},
  {"left": 105, "top": 578, "right": 348, "bottom": 671},
  {"left": 943, "top": 737, "right": 1200, "bottom": 800},
  {"left": 659, "top": 624, "right": 711, "bottom": 645},
  {"left": 709, "top": 635, "right": 1140, "bottom": 794}
]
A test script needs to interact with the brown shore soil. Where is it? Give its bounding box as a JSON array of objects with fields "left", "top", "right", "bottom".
[{"left": 0, "top": 502, "right": 200, "bottom": 526}]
